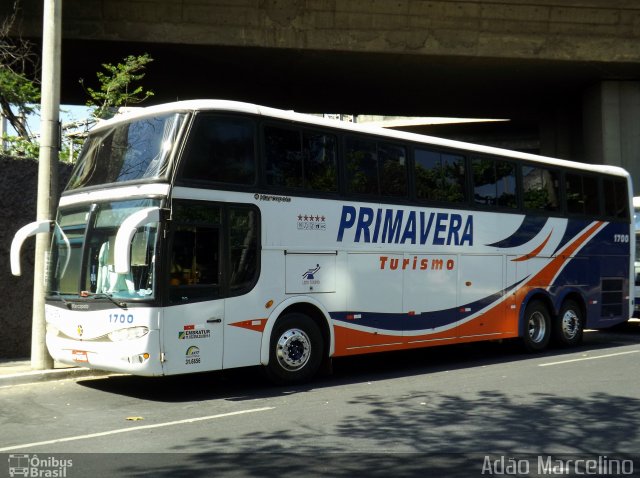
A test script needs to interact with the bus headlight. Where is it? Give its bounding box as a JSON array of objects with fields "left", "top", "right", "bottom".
[
  {"left": 108, "top": 326, "right": 149, "bottom": 342},
  {"left": 47, "top": 325, "right": 60, "bottom": 337}
]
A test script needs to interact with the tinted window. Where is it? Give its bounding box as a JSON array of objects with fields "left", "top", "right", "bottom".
[
  {"left": 472, "top": 157, "right": 516, "bottom": 208},
  {"left": 180, "top": 116, "right": 255, "bottom": 185},
  {"left": 379, "top": 143, "right": 407, "bottom": 196},
  {"left": 303, "top": 131, "right": 338, "bottom": 192},
  {"left": 522, "top": 166, "right": 560, "bottom": 211},
  {"left": 414, "top": 149, "right": 466, "bottom": 203},
  {"left": 169, "top": 203, "right": 222, "bottom": 303},
  {"left": 345, "top": 138, "right": 407, "bottom": 197},
  {"left": 265, "top": 126, "right": 337, "bottom": 192},
  {"left": 169, "top": 202, "right": 260, "bottom": 302},
  {"left": 345, "top": 136, "right": 378, "bottom": 195},
  {"left": 603, "top": 178, "right": 630, "bottom": 220},
  {"left": 229, "top": 207, "right": 259, "bottom": 292},
  {"left": 566, "top": 173, "right": 600, "bottom": 215}
]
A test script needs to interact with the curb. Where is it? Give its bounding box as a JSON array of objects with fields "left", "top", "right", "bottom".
[{"left": 0, "top": 367, "right": 114, "bottom": 387}]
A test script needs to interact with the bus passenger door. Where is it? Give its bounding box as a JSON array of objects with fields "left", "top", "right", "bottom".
[{"left": 161, "top": 202, "right": 224, "bottom": 375}]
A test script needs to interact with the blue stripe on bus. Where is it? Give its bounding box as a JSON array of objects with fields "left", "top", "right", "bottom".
[
  {"left": 331, "top": 281, "right": 523, "bottom": 332},
  {"left": 486, "top": 216, "right": 548, "bottom": 248},
  {"left": 551, "top": 220, "right": 589, "bottom": 256}
]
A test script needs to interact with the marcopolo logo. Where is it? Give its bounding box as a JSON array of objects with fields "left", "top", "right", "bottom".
[{"left": 8, "top": 454, "right": 73, "bottom": 477}]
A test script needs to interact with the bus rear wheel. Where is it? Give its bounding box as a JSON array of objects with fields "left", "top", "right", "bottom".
[
  {"left": 553, "top": 300, "right": 584, "bottom": 347},
  {"left": 265, "top": 313, "right": 323, "bottom": 385},
  {"left": 522, "top": 301, "right": 551, "bottom": 352}
]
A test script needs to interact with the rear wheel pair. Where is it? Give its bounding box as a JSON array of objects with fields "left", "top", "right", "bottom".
[{"left": 522, "top": 299, "right": 583, "bottom": 352}]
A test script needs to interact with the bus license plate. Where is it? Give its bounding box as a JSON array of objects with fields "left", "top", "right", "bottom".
[{"left": 72, "top": 350, "right": 88, "bottom": 363}]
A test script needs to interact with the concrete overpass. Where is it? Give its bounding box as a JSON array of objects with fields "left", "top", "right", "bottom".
[{"left": 5, "top": 0, "right": 640, "bottom": 188}]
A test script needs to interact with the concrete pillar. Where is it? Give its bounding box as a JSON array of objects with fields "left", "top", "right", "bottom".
[
  {"left": 538, "top": 106, "right": 575, "bottom": 161},
  {"left": 583, "top": 81, "right": 640, "bottom": 194}
]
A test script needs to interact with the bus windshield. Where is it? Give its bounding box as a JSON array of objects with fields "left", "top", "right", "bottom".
[
  {"left": 47, "top": 198, "right": 161, "bottom": 300},
  {"left": 66, "top": 112, "right": 187, "bottom": 190}
]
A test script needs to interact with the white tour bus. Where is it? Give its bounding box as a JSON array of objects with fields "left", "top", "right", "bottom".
[{"left": 11, "top": 100, "right": 634, "bottom": 384}]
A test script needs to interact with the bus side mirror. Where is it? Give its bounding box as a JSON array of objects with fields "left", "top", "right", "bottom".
[
  {"left": 114, "top": 207, "right": 161, "bottom": 274},
  {"left": 11, "top": 220, "right": 53, "bottom": 276}
]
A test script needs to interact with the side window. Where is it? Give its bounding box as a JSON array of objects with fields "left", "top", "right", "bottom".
[
  {"left": 522, "top": 166, "right": 560, "bottom": 212},
  {"left": 345, "top": 136, "right": 407, "bottom": 197},
  {"left": 169, "top": 203, "right": 222, "bottom": 303},
  {"left": 180, "top": 116, "right": 256, "bottom": 185},
  {"left": 168, "top": 202, "right": 260, "bottom": 303},
  {"left": 265, "top": 126, "right": 303, "bottom": 188},
  {"left": 583, "top": 176, "right": 599, "bottom": 215},
  {"left": 414, "top": 149, "right": 466, "bottom": 203},
  {"left": 379, "top": 143, "right": 407, "bottom": 197},
  {"left": 303, "top": 131, "right": 338, "bottom": 192},
  {"left": 472, "top": 157, "right": 517, "bottom": 208},
  {"left": 566, "top": 173, "right": 600, "bottom": 215},
  {"left": 603, "top": 178, "right": 630, "bottom": 220},
  {"left": 264, "top": 126, "right": 338, "bottom": 192},
  {"left": 345, "top": 136, "right": 378, "bottom": 195},
  {"left": 229, "top": 207, "right": 259, "bottom": 293}
]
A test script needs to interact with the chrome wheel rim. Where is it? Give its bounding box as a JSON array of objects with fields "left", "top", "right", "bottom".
[
  {"left": 528, "top": 311, "right": 547, "bottom": 343},
  {"left": 275, "top": 328, "right": 311, "bottom": 371},
  {"left": 561, "top": 310, "right": 579, "bottom": 340}
]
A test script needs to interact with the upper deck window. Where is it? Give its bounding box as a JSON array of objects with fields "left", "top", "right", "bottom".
[
  {"left": 603, "top": 178, "right": 630, "bottom": 220},
  {"left": 414, "top": 149, "right": 466, "bottom": 203},
  {"left": 264, "top": 125, "right": 338, "bottom": 192},
  {"left": 472, "top": 157, "right": 517, "bottom": 208},
  {"left": 180, "top": 115, "right": 257, "bottom": 185},
  {"left": 66, "top": 113, "right": 187, "bottom": 190},
  {"left": 522, "top": 165, "right": 560, "bottom": 212},
  {"left": 566, "top": 173, "right": 599, "bottom": 215},
  {"left": 345, "top": 136, "right": 407, "bottom": 197}
]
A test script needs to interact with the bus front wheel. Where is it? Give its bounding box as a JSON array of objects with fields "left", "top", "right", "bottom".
[
  {"left": 553, "top": 300, "right": 584, "bottom": 347},
  {"left": 522, "top": 301, "right": 551, "bottom": 352},
  {"left": 265, "top": 313, "right": 323, "bottom": 385}
]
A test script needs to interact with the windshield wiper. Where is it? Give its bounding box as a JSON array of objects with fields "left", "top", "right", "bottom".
[{"left": 80, "top": 291, "right": 128, "bottom": 309}]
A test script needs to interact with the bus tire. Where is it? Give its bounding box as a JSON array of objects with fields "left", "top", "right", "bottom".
[
  {"left": 265, "top": 313, "right": 323, "bottom": 385},
  {"left": 521, "top": 301, "right": 551, "bottom": 352},
  {"left": 553, "top": 299, "right": 584, "bottom": 347}
]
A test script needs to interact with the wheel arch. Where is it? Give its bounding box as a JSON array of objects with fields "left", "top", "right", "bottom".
[
  {"left": 556, "top": 289, "right": 587, "bottom": 321},
  {"left": 518, "top": 289, "right": 554, "bottom": 339},
  {"left": 260, "top": 296, "right": 334, "bottom": 366}
]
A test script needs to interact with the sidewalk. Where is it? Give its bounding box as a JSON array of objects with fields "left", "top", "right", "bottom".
[{"left": 0, "top": 359, "right": 114, "bottom": 387}]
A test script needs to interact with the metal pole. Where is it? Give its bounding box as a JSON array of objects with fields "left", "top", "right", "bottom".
[
  {"left": 32, "top": 0, "right": 62, "bottom": 370},
  {"left": 0, "top": 114, "right": 7, "bottom": 151}
]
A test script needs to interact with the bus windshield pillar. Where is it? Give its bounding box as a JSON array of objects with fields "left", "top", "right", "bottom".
[{"left": 114, "top": 207, "right": 161, "bottom": 274}]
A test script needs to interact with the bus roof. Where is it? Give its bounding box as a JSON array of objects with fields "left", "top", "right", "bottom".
[{"left": 94, "top": 99, "right": 630, "bottom": 179}]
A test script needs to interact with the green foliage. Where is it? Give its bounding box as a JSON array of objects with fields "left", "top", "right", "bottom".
[
  {"left": 1, "top": 133, "right": 39, "bottom": 158},
  {"left": 1, "top": 132, "right": 83, "bottom": 163},
  {"left": 81, "top": 54, "right": 155, "bottom": 119},
  {"left": 0, "top": 66, "right": 39, "bottom": 105},
  {"left": 0, "top": 67, "right": 40, "bottom": 117}
]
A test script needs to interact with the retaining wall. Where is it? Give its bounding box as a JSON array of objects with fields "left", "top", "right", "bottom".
[{"left": 0, "top": 156, "right": 72, "bottom": 358}]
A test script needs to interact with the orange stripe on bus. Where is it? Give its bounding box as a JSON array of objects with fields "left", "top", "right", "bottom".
[
  {"left": 229, "top": 318, "right": 268, "bottom": 333},
  {"left": 332, "top": 221, "right": 604, "bottom": 357},
  {"left": 511, "top": 230, "right": 553, "bottom": 262}
]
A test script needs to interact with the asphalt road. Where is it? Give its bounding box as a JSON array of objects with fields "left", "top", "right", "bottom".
[{"left": 1, "top": 322, "right": 639, "bottom": 477}]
